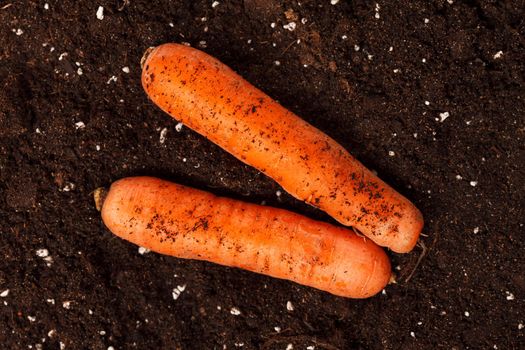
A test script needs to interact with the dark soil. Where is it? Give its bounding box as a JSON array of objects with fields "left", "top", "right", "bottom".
[{"left": 1, "top": 0, "right": 524, "bottom": 349}]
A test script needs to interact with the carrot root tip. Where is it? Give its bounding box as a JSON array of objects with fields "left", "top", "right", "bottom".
[
  {"left": 93, "top": 187, "right": 108, "bottom": 212},
  {"left": 388, "top": 273, "right": 397, "bottom": 285},
  {"left": 140, "top": 47, "right": 156, "bottom": 69}
]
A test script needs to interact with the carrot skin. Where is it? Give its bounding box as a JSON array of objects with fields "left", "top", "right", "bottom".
[
  {"left": 101, "top": 177, "right": 391, "bottom": 299},
  {"left": 141, "top": 43, "right": 423, "bottom": 253}
]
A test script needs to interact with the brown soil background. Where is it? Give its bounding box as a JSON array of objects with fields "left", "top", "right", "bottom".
[{"left": 1, "top": 0, "right": 524, "bottom": 349}]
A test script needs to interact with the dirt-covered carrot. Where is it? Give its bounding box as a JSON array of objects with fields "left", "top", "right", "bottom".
[
  {"left": 141, "top": 43, "right": 423, "bottom": 253},
  {"left": 96, "top": 176, "right": 391, "bottom": 299}
]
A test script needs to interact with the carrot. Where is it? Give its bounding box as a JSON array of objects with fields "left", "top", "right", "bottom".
[
  {"left": 141, "top": 43, "right": 424, "bottom": 253},
  {"left": 96, "top": 176, "right": 391, "bottom": 299}
]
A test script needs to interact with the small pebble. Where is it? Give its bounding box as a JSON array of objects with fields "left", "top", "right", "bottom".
[
  {"left": 36, "top": 249, "right": 49, "bottom": 258},
  {"left": 159, "top": 127, "right": 168, "bottom": 144},
  {"left": 172, "top": 285, "right": 186, "bottom": 300},
  {"left": 75, "top": 121, "right": 86, "bottom": 129},
  {"left": 439, "top": 112, "right": 450, "bottom": 122},
  {"left": 138, "top": 247, "right": 150, "bottom": 255},
  {"left": 96, "top": 6, "right": 104, "bottom": 20},
  {"left": 283, "top": 22, "right": 296, "bottom": 31}
]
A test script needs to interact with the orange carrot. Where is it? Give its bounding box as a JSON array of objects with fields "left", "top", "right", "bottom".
[
  {"left": 96, "top": 176, "right": 391, "bottom": 298},
  {"left": 141, "top": 43, "right": 423, "bottom": 253}
]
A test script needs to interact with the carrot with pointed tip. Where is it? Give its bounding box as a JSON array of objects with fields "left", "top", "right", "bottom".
[
  {"left": 96, "top": 176, "right": 391, "bottom": 298},
  {"left": 141, "top": 43, "right": 423, "bottom": 253}
]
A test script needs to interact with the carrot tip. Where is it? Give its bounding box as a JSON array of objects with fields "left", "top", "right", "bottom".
[
  {"left": 388, "top": 273, "right": 397, "bottom": 285},
  {"left": 93, "top": 187, "right": 108, "bottom": 212},
  {"left": 140, "top": 46, "right": 156, "bottom": 69}
]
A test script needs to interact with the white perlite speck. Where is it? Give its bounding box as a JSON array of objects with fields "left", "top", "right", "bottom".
[
  {"left": 138, "top": 246, "right": 150, "bottom": 255},
  {"left": 388, "top": 151, "right": 395, "bottom": 157},
  {"left": 464, "top": 311, "right": 470, "bottom": 317},
  {"left": 410, "top": 331, "right": 415, "bottom": 338},
  {"left": 122, "top": 66, "right": 130, "bottom": 73},
  {"left": 274, "top": 60, "right": 281, "bottom": 66},
  {"left": 439, "top": 112, "right": 450, "bottom": 122},
  {"left": 172, "top": 285, "right": 187, "bottom": 300},
  {"left": 274, "top": 326, "right": 281, "bottom": 332},
  {"left": 13, "top": 28, "right": 24, "bottom": 36},
  {"left": 211, "top": 1, "right": 219, "bottom": 8},
  {"left": 63, "top": 301, "right": 72, "bottom": 309},
  {"left": 276, "top": 190, "right": 282, "bottom": 197},
  {"left": 106, "top": 76, "right": 117, "bottom": 84},
  {"left": 473, "top": 227, "right": 480, "bottom": 233},
  {"left": 286, "top": 344, "right": 293, "bottom": 350},
  {"left": 424, "top": 101, "right": 430, "bottom": 106},
  {"left": 77, "top": 68, "right": 83, "bottom": 76},
  {"left": 36, "top": 249, "right": 49, "bottom": 258},
  {"left": 230, "top": 307, "right": 241, "bottom": 315},
  {"left": 159, "top": 127, "right": 168, "bottom": 144},
  {"left": 175, "top": 122, "right": 184, "bottom": 132},
  {"left": 506, "top": 291, "right": 515, "bottom": 301},
  {"left": 331, "top": 0, "right": 339, "bottom": 5},
  {"left": 283, "top": 22, "right": 297, "bottom": 31},
  {"left": 286, "top": 301, "right": 294, "bottom": 311},
  {"left": 28, "top": 315, "right": 36, "bottom": 322},
  {"left": 493, "top": 51, "right": 503, "bottom": 59},
  {"left": 519, "top": 323, "right": 524, "bottom": 330},
  {"left": 75, "top": 121, "right": 86, "bottom": 129},
  {"left": 470, "top": 181, "right": 478, "bottom": 187},
  {"left": 0, "top": 290, "right": 9, "bottom": 297},
  {"left": 107, "top": 347, "right": 115, "bottom": 350},
  {"left": 60, "top": 342, "right": 65, "bottom": 350},
  {"left": 306, "top": 347, "right": 315, "bottom": 350},
  {"left": 96, "top": 6, "right": 104, "bottom": 20},
  {"left": 44, "top": 3, "right": 49, "bottom": 10},
  {"left": 456, "top": 174, "right": 463, "bottom": 180}
]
